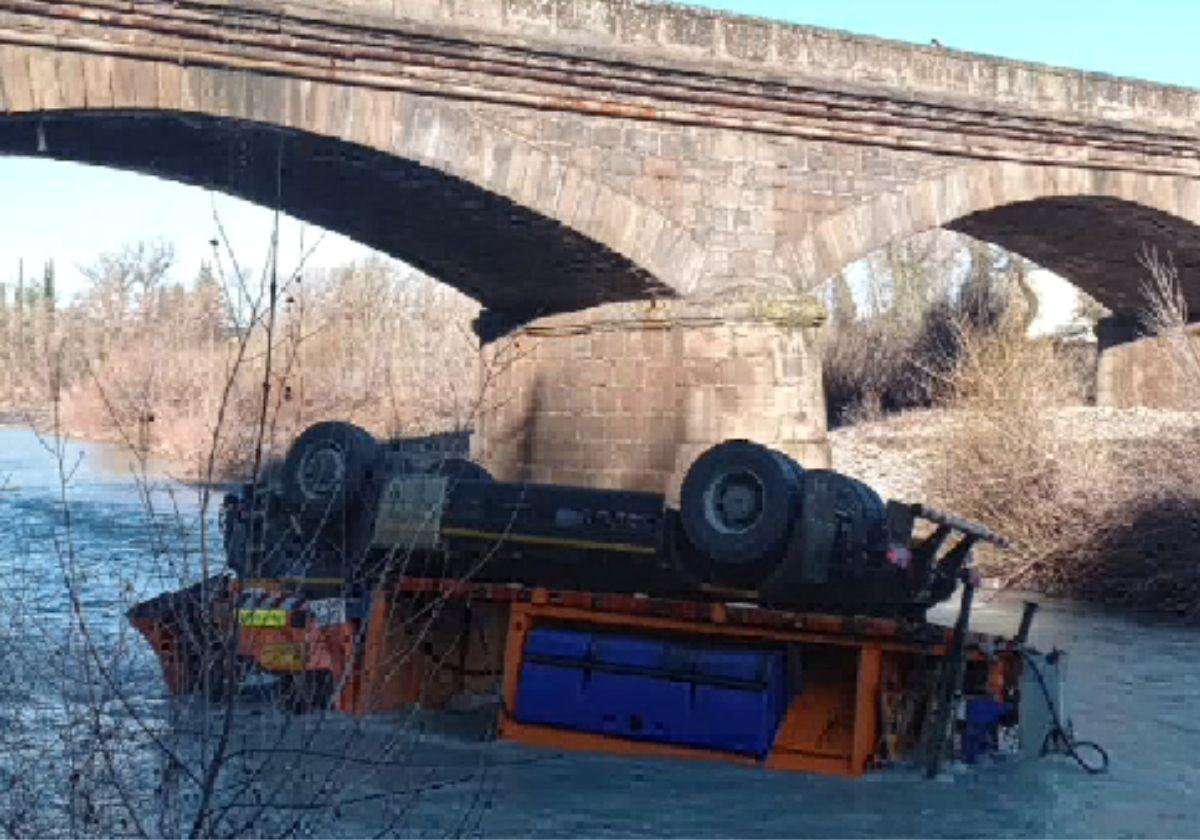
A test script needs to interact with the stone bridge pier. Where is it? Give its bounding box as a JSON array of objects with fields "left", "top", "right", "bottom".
[
  {"left": 473, "top": 298, "right": 829, "bottom": 501},
  {"left": 1095, "top": 316, "right": 1200, "bottom": 410}
]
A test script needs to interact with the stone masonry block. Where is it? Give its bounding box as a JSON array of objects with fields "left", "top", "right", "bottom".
[
  {"left": 592, "top": 386, "right": 620, "bottom": 414},
  {"left": 662, "top": 7, "right": 715, "bottom": 52},
  {"left": 617, "top": 3, "right": 665, "bottom": 46},
  {"left": 481, "top": 313, "right": 828, "bottom": 494},
  {"left": 583, "top": 358, "right": 615, "bottom": 388},
  {"left": 720, "top": 19, "right": 772, "bottom": 63},
  {"left": 575, "top": 415, "right": 606, "bottom": 443},
  {"left": 643, "top": 156, "right": 683, "bottom": 179},
  {"left": 720, "top": 357, "right": 774, "bottom": 386},
  {"left": 609, "top": 362, "right": 641, "bottom": 390},
  {"left": 82, "top": 54, "right": 118, "bottom": 111},
  {"left": 504, "top": 0, "right": 557, "bottom": 34},
  {"left": 553, "top": 0, "right": 619, "bottom": 39},
  {"left": 27, "top": 51, "right": 61, "bottom": 111},
  {"left": 681, "top": 330, "right": 730, "bottom": 361}
]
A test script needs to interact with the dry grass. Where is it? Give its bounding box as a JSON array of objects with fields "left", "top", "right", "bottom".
[
  {"left": 924, "top": 261, "right": 1200, "bottom": 616},
  {"left": 3, "top": 249, "right": 483, "bottom": 480},
  {"left": 823, "top": 300, "right": 959, "bottom": 425},
  {"left": 924, "top": 314, "right": 1101, "bottom": 572},
  {"left": 822, "top": 233, "right": 1038, "bottom": 426}
]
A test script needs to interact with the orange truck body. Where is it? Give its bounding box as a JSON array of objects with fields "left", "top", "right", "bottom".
[{"left": 132, "top": 576, "right": 1022, "bottom": 778}]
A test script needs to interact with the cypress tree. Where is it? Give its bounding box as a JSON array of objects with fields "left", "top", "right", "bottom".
[
  {"left": 14, "top": 259, "right": 24, "bottom": 366},
  {"left": 42, "top": 260, "right": 56, "bottom": 314}
]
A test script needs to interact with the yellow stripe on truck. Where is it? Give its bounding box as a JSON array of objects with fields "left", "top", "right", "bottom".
[
  {"left": 440, "top": 526, "right": 657, "bottom": 555},
  {"left": 238, "top": 608, "right": 288, "bottom": 628},
  {"left": 240, "top": 578, "right": 345, "bottom": 590}
]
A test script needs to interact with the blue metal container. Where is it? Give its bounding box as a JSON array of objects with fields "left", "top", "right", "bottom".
[{"left": 515, "top": 629, "right": 790, "bottom": 757}]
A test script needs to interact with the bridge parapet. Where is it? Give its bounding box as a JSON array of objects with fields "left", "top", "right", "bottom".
[{"left": 292, "top": 0, "right": 1200, "bottom": 134}]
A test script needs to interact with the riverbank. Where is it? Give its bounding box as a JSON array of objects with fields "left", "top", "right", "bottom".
[
  {"left": 0, "top": 412, "right": 238, "bottom": 493},
  {"left": 0, "top": 258, "right": 482, "bottom": 485},
  {"left": 831, "top": 406, "right": 1200, "bottom": 617},
  {"left": 0, "top": 405, "right": 49, "bottom": 429}
]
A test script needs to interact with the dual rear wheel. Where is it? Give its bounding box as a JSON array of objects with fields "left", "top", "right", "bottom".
[
  {"left": 678, "top": 440, "right": 803, "bottom": 590},
  {"left": 678, "top": 440, "right": 886, "bottom": 594}
]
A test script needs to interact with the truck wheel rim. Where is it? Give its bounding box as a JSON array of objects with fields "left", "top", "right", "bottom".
[
  {"left": 704, "top": 469, "right": 765, "bottom": 535},
  {"left": 299, "top": 444, "right": 345, "bottom": 501}
]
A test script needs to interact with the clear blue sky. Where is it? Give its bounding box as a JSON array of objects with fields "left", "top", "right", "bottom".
[
  {"left": 687, "top": 1, "right": 1199, "bottom": 89},
  {"left": 1, "top": 1, "right": 1196, "bottom": 300}
]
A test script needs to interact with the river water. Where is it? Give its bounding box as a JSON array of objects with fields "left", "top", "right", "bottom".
[{"left": 1, "top": 424, "right": 1198, "bottom": 837}]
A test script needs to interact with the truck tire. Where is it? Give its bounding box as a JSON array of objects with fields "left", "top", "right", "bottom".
[
  {"left": 280, "top": 421, "right": 380, "bottom": 519},
  {"left": 759, "top": 469, "right": 888, "bottom": 603},
  {"left": 680, "top": 440, "right": 803, "bottom": 570}
]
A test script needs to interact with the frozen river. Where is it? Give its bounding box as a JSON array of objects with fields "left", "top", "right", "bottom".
[{"left": 1, "top": 425, "right": 1198, "bottom": 837}]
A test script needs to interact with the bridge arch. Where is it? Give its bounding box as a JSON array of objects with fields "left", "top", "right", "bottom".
[
  {"left": 0, "top": 46, "right": 705, "bottom": 326},
  {"left": 786, "top": 161, "right": 1200, "bottom": 316}
]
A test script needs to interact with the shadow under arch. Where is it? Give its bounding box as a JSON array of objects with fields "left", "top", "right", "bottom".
[
  {"left": 0, "top": 110, "right": 675, "bottom": 335},
  {"left": 947, "top": 196, "right": 1200, "bottom": 313},
  {"left": 787, "top": 160, "right": 1200, "bottom": 317}
]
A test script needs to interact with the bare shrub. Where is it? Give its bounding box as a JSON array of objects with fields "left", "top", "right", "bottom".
[
  {"left": 924, "top": 312, "right": 1095, "bottom": 571},
  {"left": 1034, "top": 453, "right": 1200, "bottom": 615},
  {"left": 1042, "top": 248, "right": 1200, "bottom": 615},
  {"left": 262, "top": 260, "right": 481, "bottom": 443},
  {"left": 1137, "top": 246, "right": 1200, "bottom": 409},
  {"left": 824, "top": 232, "right": 960, "bottom": 425},
  {"left": 822, "top": 233, "right": 1039, "bottom": 426},
  {"left": 22, "top": 246, "right": 482, "bottom": 480},
  {"left": 926, "top": 254, "right": 1200, "bottom": 615},
  {"left": 0, "top": 224, "right": 500, "bottom": 836},
  {"left": 823, "top": 300, "right": 959, "bottom": 425}
]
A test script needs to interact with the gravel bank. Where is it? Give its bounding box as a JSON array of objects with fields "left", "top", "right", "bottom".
[{"left": 828, "top": 406, "right": 1200, "bottom": 502}]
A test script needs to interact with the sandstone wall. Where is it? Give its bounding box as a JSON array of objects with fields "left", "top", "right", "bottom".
[
  {"left": 1097, "top": 328, "right": 1200, "bottom": 411},
  {"left": 474, "top": 299, "right": 830, "bottom": 500}
]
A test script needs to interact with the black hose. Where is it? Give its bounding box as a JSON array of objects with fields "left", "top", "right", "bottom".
[{"left": 1023, "top": 651, "right": 1109, "bottom": 775}]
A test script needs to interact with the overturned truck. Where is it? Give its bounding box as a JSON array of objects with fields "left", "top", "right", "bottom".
[
  {"left": 130, "top": 422, "right": 1105, "bottom": 778},
  {"left": 221, "top": 422, "right": 991, "bottom": 615}
]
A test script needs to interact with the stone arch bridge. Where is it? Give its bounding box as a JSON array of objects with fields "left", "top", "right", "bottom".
[{"left": 2, "top": 0, "right": 1198, "bottom": 494}]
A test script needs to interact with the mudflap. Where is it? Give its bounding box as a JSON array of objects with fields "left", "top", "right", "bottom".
[{"left": 128, "top": 576, "right": 238, "bottom": 697}]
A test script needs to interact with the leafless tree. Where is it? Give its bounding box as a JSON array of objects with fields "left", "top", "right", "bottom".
[
  {"left": 0, "top": 206, "right": 517, "bottom": 836},
  {"left": 1138, "top": 245, "right": 1200, "bottom": 408}
]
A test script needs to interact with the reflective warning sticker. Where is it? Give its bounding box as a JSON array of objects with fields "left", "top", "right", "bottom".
[
  {"left": 238, "top": 608, "right": 288, "bottom": 628},
  {"left": 259, "top": 642, "right": 306, "bottom": 671}
]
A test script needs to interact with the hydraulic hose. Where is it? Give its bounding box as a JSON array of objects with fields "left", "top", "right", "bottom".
[{"left": 1023, "top": 651, "right": 1110, "bottom": 775}]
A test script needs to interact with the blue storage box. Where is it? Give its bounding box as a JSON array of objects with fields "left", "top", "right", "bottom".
[
  {"left": 515, "top": 628, "right": 791, "bottom": 758},
  {"left": 524, "top": 628, "right": 592, "bottom": 660},
  {"left": 592, "top": 636, "right": 667, "bottom": 670},
  {"left": 516, "top": 662, "right": 588, "bottom": 729},
  {"left": 695, "top": 648, "right": 770, "bottom": 683},
  {"left": 962, "top": 697, "right": 1009, "bottom": 763},
  {"left": 587, "top": 672, "right": 688, "bottom": 740}
]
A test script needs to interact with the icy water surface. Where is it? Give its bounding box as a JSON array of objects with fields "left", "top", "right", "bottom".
[{"left": 1, "top": 425, "right": 1198, "bottom": 837}]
